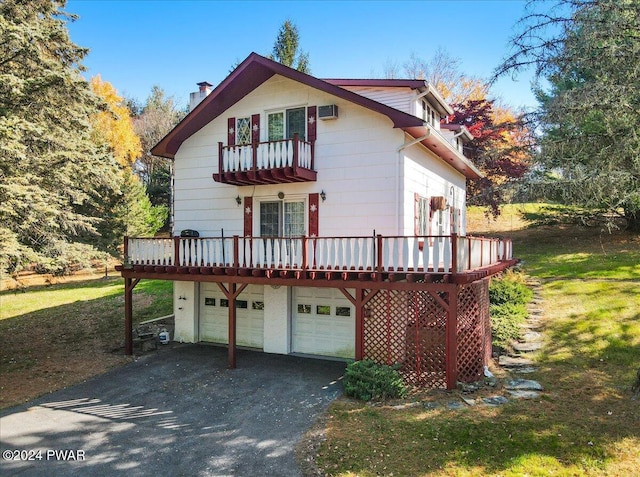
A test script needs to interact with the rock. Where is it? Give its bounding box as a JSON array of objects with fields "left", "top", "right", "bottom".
[
  {"left": 484, "top": 376, "right": 499, "bottom": 387},
  {"left": 511, "top": 341, "right": 543, "bottom": 352},
  {"left": 527, "top": 308, "right": 545, "bottom": 315},
  {"left": 422, "top": 401, "right": 441, "bottom": 410},
  {"left": 520, "top": 321, "right": 543, "bottom": 331},
  {"left": 507, "top": 390, "right": 541, "bottom": 399},
  {"left": 511, "top": 366, "right": 538, "bottom": 374},
  {"left": 482, "top": 396, "right": 509, "bottom": 406},
  {"left": 505, "top": 379, "right": 544, "bottom": 391},
  {"left": 447, "top": 401, "right": 465, "bottom": 410},
  {"left": 460, "top": 396, "right": 476, "bottom": 406},
  {"left": 457, "top": 381, "right": 481, "bottom": 393},
  {"left": 499, "top": 355, "right": 535, "bottom": 367},
  {"left": 519, "top": 331, "right": 543, "bottom": 342}
]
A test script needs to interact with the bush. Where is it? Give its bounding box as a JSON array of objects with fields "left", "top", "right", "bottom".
[
  {"left": 343, "top": 360, "right": 407, "bottom": 401},
  {"left": 489, "top": 271, "right": 533, "bottom": 349},
  {"left": 489, "top": 271, "right": 533, "bottom": 305},
  {"left": 490, "top": 303, "right": 529, "bottom": 349}
]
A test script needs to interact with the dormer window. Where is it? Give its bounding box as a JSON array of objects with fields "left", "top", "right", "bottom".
[{"left": 421, "top": 100, "right": 438, "bottom": 128}]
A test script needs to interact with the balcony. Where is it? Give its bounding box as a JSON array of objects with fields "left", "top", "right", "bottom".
[
  {"left": 119, "top": 234, "right": 515, "bottom": 285},
  {"left": 214, "top": 134, "right": 316, "bottom": 186}
]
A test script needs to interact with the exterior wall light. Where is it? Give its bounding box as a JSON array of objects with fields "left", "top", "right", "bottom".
[
  {"left": 235, "top": 195, "right": 242, "bottom": 206},
  {"left": 320, "top": 190, "right": 326, "bottom": 202}
]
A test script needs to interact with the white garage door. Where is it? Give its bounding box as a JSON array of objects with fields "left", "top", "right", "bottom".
[
  {"left": 292, "top": 287, "right": 355, "bottom": 359},
  {"left": 199, "top": 284, "right": 264, "bottom": 349}
]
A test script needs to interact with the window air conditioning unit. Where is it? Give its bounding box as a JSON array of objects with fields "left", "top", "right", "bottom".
[{"left": 318, "top": 104, "right": 338, "bottom": 120}]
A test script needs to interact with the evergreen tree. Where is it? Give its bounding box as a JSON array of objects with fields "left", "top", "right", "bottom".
[
  {"left": 269, "top": 20, "right": 310, "bottom": 73},
  {"left": 0, "top": 0, "right": 121, "bottom": 273},
  {"left": 496, "top": 0, "right": 640, "bottom": 231}
]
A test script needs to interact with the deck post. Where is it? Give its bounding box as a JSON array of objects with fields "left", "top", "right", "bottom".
[
  {"left": 451, "top": 233, "right": 458, "bottom": 274},
  {"left": 124, "top": 277, "right": 140, "bottom": 356},
  {"left": 229, "top": 282, "right": 237, "bottom": 369},
  {"left": 292, "top": 133, "right": 299, "bottom": 174},
  {"left": 445, "top": 284, "right": 458, "bottom": 389},
  {"left": 355, "top": 288, "right": 364, "bottom": 360},
  {"left": 124, "top": 277, "right": 133, "bottom": 355},
  {"left": 217, "top": 142, "right": 224, "bottom": 180}
]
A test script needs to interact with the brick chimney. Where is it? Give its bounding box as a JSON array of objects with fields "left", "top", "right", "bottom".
[{"left": 189, "top": 81, "right": 213, "bottom": 111}]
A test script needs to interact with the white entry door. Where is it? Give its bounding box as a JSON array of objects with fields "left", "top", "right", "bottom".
[
  {"left": 292, "top": 287, "right": 355, "bottom": 359},
  {"left": 199, "top": 284, "right": 264, "bottom": 349}
]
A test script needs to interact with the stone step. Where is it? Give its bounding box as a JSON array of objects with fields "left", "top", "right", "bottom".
[
  {"left": 507, "top": 390, "right": 541, "bottom": 399},
  {"left": 520, "top": 321, "right": 543, "bottom": 331},
  {"left": 505, "top": 378, "right": 543, "bottom": 391},
  {"left": 510, "top": 366, "right": 538, "bottom": 374},
  {"left": 499, "top": 355, "right": 535, "bottom": 367},
  {"left": 511, "top": 341, "right": 544, "bottom": 353},
  {"left": 518, "top": 331, "right": 543, "bottom": 342}
]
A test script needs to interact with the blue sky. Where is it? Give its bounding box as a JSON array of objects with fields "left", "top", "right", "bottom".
[{"left": 65, "top": 0, "right": 538, "bottom": 111}]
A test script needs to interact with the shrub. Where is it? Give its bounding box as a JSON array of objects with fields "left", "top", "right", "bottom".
[
  {"left": 489, "top": 272, "right": 533, "bottom": 305},
  {"left": 490, "top": 303, "right": 529, "bottom": 349},
  {"left": 489, "top": 271, "right": 533, "bottom": 349},
  {"left": 343, "top": 360, "right": 407, "bottom": 401}
]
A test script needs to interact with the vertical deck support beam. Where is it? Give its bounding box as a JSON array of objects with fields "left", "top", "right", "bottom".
[
  {"left": 124, "top": 277, "right": 140, "bottom": 356},
  {"left": 445, "top": 284, "right": 458, "bottom": 389},
  {"left": 217, "top": 282, "right": 248, "bottom": 369},
  {"left": 228, "top": 282, "right": 237, "bottom": 369},
  {"left": 339, "top": 287, "right": 379, "bottom": 361}
]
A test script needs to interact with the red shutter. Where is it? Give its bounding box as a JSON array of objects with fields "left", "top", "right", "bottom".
[
  {"left": 243, "top": 196, "right": 253, "bottom": 237},
  {"left": 308, "top": 193, "right": 319, "bottom": 237},
  {"left": 251, "top": 114, "right": 260, "bottom": 144},
  {"left": 307, "top": 106, "right": 317, "bottom": 142},
  {"left": 227, "top": 117, "right": 235, "bottom": 146}
]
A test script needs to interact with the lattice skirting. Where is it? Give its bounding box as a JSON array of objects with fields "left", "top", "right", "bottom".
[{"left": 363, "top": 279, "right": 491, "bottom": 388}]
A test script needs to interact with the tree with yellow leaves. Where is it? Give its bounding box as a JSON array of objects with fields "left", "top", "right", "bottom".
[{"left": 90, "top": 75, "right": 141, "bottom": 167}]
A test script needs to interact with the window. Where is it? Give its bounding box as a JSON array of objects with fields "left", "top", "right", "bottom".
[
  {"left": 416, "top": 195, "right": 430, "bottom": 236},
  {"left": 268, "top": 107, "right": 306, "bottom": 141},
  {"left": 421, "top": 100, "right": 439, "bottom": 128},
  {"left": 260, "top": 200, "right": 305, "bottom": 237},
  {"left": 336, "top": 307, "right": 351, "bottom": 317},
  {"left": 236, "top": 117, "right": 251, "bottom": 145}
]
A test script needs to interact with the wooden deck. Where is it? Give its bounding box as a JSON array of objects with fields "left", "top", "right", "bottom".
[
  {"left": 117, "top": 233, "right": 516, "bottom": 384},
  {"left": 119, "top": 233, "right": 514, "bottom": 285}
]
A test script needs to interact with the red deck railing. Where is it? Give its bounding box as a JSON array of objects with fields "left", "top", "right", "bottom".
[{"left": 123, "top": 234, "right": 513, "bottom": 275}]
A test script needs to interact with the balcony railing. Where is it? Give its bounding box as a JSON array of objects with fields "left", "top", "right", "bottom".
[
  {"left": 214, "top": 134, "right": 316, "bottom": 185},
  {"left": 123, "top": 234, "right": 513, "bottom": 278}
]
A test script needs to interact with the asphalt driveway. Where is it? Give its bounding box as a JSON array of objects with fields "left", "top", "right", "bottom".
[{"left": 0, "top": 345, "right": 346, "bottom": 476}]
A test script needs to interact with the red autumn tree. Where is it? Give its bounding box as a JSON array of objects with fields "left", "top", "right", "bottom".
[{"left": 447, "top": 99, "right": 532, "bottom": 215}]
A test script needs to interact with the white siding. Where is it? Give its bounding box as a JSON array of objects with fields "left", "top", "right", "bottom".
[
  {"left": 173, "top": 75, "right": 407, "bottom": 238},
  {"left": 401, "top": 137, "right": 467, "bottom": 236}
]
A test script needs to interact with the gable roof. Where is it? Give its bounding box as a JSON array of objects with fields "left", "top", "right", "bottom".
[{"left": 151, "top": 52, "right": 481, "bottom": 179}]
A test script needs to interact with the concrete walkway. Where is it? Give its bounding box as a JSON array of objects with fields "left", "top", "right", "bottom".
[{"left": 0, "top": 345, "right": 346, "bottom": 477}]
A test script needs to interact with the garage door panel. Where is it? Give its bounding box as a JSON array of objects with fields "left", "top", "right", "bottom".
[
  {"left": 200, "top": 284, "right": 264, "bottom": 349},
  {"left": 293, "top": 288, "right": 355, "bottom": 359}
]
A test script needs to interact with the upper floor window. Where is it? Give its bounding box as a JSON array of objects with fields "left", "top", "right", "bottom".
[
  {"left": 268, "top": 107, "right": 306, "bottom": 141},
  {"left": 421, "top": 100, "right": 439, "bottom": 128},
  {"left": 236, "top": 117, "right": 251, "bottom": 145}
]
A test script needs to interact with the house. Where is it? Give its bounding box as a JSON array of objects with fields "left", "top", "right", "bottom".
[{"left": 118, "top": 53, "right": 516, "bottom": 389}]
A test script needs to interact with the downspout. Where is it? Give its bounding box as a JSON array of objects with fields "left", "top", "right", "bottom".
[{"left": 396, "top": 128, "right": 432, "bottom": 234}]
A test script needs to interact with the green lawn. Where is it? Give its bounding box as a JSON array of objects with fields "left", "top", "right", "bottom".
[
  {"left": 0, "top": 278, "right": 173, "bottom": 408},
  {"left": 316, "top": 204, "right": 640, "bottom": 476}
]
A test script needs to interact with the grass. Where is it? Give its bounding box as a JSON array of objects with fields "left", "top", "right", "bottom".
[
  {"left": 316, "top": 203, "right": 640, "bottom": 476},
  {"left": 0, "top": 278, "right": 173, "bottom": 409}
]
